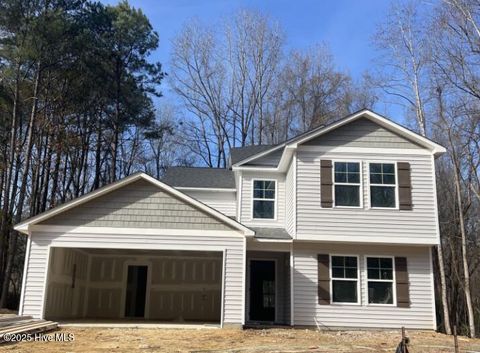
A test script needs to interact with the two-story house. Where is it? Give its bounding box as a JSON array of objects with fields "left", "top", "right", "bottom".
[{"left": 15, "top": 109, "right": 445, "bottom": 329}]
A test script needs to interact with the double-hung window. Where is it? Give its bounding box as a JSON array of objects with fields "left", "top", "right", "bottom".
[
  {"left": 369, "top": 163, "right": 397, "bottom": 208},
  {"left": 252, "top": 180, "right": 276, "bottom": 219},
  {"left": 366, "top": 257, "right": 395, "bottom": 305},
  {"left": 334, "top": 162, "right": 361, "bottom": 207},
  {"left": 331, "top": 255, "right": 359, "bottom": 303}
]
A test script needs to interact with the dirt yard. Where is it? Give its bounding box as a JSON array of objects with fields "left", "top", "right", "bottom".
[{"left": 1, "top": 327, "right": 480, "bottom": 352}]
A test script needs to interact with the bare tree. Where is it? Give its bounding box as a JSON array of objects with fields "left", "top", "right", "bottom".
[
  {"left": 280, "top": 45, "right": 351, "bottom": 133},
  {"left": 224, "top": 10, "right": 283, "bottom": 145},
  {"left": 144, "top": 104, "right": 192, "bottom": 179},
  {"left": 169, "top": 20, "right": 230, "bottom": 167},
  {"left": 428, "top": 0, "right": 480, "bottom": 337},
  {"left": 170, "top": 10, "right": 284, "bottom": 167},
  {"left": 372, "top": 1, "right": 430, "bottom": 135},
  {"left": 170, "top": 12, "right": 375, "bottom": 157}
]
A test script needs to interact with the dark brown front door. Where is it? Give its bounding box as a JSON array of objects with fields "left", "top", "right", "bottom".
[{"left": 249, "top": 260, "right": 275, "bottom": 322}]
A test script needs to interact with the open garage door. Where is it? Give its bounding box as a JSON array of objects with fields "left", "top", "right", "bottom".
[{"left": 44, "top": 247, "right": 223, "bottom": 324}]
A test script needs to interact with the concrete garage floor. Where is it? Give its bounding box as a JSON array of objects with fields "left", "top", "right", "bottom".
[
  {"left": 58, "top": 320, "right": 219, "bottom": 329},
  {"left": 2, "top": 327, "right": 480, "bottom": 353}
]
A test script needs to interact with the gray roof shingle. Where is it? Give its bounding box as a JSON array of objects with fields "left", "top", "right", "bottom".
[
  {"left": 230, "top": 145, "right": 276, "bottom": 165},
  {"left": 162, "top": 167, "right": 235, "bottom": 189},
  {"left": 251, "top": 227, "right": 292, "bottom": 240}
]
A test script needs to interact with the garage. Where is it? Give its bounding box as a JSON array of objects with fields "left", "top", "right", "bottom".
[{"left": 44, "top": 247, "right": 223, "bottom": 324}]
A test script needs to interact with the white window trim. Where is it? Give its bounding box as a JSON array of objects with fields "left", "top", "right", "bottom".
[
  {"left": 251, "top": 179, "right": 277, "bottom": 221},
  {"left": 365, "top": 255, "right": 397, "bottom": 307},
  {"left": 332, "top": 160, "right": 363, "bottom": 209},
  {"left": 367, "top": 161, "right": 399, "bottom": 210},
  {"left": 329, "top": 254, "right": 361, "bottom": 305}
]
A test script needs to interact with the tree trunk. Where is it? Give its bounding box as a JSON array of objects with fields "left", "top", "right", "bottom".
[
  {"left": 0, "top": 63, "right": 41, "bottom": 308},
  {"left": 0, "top": 64, "right": 21, "bottom": 281},
  {"left": 111, "top": 125, "right": 119, "bottom": 182},
  {"left": 433, "top": 87, "right": 452, "bottom": 334},
  {"left": 93, "top": 116, "right": 103, "bottom": 190},
  {"left": 436, "top": 243, "right": 452, "bottom": 334},
  {"left": 452, "top": 151, "right": 476, "bottom": 338}
]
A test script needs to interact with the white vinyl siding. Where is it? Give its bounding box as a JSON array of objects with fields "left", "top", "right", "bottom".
[
  {"left": 240, "top": 172, "right": 285, "bottom": 228},
  {"left": 21, "top": 231, "right": 245, "bottom": 324},
  {"left": 292, "top": 242, "right": 435, "bottom": 329},
  {"left": 181, "top": 190, "right": 237, "bottom": 217},
  {"left": 296, "top": 150, "right": 438, "bottom": 244},
  {"left": 285, "top": 157, "right": 296, "bottom": 236}
]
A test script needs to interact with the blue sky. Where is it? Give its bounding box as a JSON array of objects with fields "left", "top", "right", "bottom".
[{"left": 102, "top": 0, "right": 404, "bottom": 120}]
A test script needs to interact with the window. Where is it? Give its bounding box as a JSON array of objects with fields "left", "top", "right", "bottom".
[
  {"left": 369, "top": 163, "right": 396, "bottom": 208},
  {"left": 252, "top": 180, "right": 276, "bottom": 219},
  {"left": 366, "top": 257, "right": 395, "bottom": 305},
  {"left": 334, "top": 162, "right": 361, "bottom": 207},
  {"left": 331, "top": 255, "right": 359, "bottom": 303}
]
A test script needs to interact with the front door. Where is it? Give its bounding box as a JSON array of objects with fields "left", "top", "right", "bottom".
[
  {"left": 124, "top": 265, "right": 148, "bottom": 318},
  {"left": 249, "top": 260, "right": 275, "bottom": 322}
]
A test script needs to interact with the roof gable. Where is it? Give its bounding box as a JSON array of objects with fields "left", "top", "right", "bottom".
[
  {"left": 292, "top": 110, "right": 445, "bottom": 154},
  {"left": 232, "top": 109, "right": 446, "bottom": 168},
  {"left": 303, "top": 117, "right": 423, "bottom": 149},
  {"left": 15, "top": 173, "right": 253, "bottom": 235},
  {"left": 39, "top": 179, "right": 234, "bottom": 230}
]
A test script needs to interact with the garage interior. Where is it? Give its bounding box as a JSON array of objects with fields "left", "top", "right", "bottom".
[{"left": 44, "top": 247, "right": 223, "bottom": 324}]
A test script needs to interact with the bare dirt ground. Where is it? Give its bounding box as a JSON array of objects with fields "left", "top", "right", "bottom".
[{"left": 1, "top": 327, "right": 480, "bottom": 353}]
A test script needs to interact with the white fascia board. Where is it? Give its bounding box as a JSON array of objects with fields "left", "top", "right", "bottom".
[
  {"left": 15, "top": 173, "right": 255, "bottom": 237},
  {"left": 175, "top": 187, "right": 236, "bottom": 192},
  {"left": 277, "top": 146, "right": 295, "bottom": 172},
  {"left": 231, "top": 166, "right": 279, "bottom": 172},
  {"left": 251, "top": 238, "right": 293, "bottom": 243},
  {"left": 30, "top": 225, "right": 246, "bottom": 237},
  {"left": 297, "top": 145, "right": 432, "bottom": 156}
]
